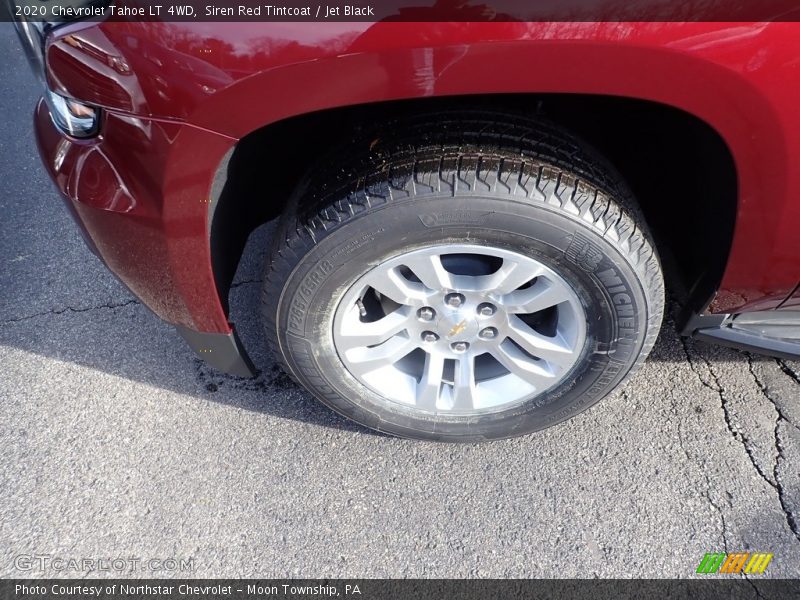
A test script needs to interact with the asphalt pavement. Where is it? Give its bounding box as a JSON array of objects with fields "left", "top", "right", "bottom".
[{"left": 1, "top": 24, "right": 799, "bottom": 581}]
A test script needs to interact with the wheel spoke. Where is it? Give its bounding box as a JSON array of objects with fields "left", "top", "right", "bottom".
[
  {"left": 491, "top": 343, "right": 555, "bottom": 386},
  {"left": 337, "top": 306, "right": 413, "bottom": 352},
  {"left": 402, "top": 253, "right": 454, "bottom": 291},
  {"left": 484, "top": 259, "right": 544, "bottom": 295},
  {"left": 500, "top": 278, "right": 572, "bottom": 314},
  {"left": 416, "top": 352, "right": 445, "bottom": 410},
  {"left": 506, "top": 315, "right": 575, "bottom": 369},
  {"left": 343, "top": 336, "right": 417, "bottom": 377},
  {"left": 451, "top": 355, "right": 477, "bottom": 411},
  {"left": 365, "top": 267, "right": 429, "bottom": 306}
]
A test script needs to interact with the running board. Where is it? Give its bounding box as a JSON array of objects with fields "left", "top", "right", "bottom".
[{"left": 682, "top": 311, "right": 800, "bottom": 360}]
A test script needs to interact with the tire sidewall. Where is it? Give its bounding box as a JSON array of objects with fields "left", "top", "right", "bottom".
[{"left": 275, "top": 194, "right": 649, "bottom": 441}]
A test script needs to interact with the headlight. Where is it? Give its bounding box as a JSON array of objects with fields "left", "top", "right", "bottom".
[
  {"left": 6, "top": 0, "right": 109, "bottom": 137},
  {"left": 44, "top": 89, "right": 100, "bottom": 137}
]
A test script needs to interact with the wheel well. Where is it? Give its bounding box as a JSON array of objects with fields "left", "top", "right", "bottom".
[{"left": 212, "top": 94, "right": 736, "bottom": 314}]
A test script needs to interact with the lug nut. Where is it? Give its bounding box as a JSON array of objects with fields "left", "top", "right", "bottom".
[
  {"left": 422, "top": 331, "right": 439, "bottom": 343},
  {"left": 445, "top": 293, "right": 465, "bottom": 308},
  {"left": 450, "top": 341, "right": 470, "bottom": 353},
  {"left": 479, "top": 327, "right": 498, "bottom": 340},
  {"left": 417, "top": 307, "right": 436, "bottom": 322},
  {"left": 477, "top": 303, "right": 496, "bottom": 317}
]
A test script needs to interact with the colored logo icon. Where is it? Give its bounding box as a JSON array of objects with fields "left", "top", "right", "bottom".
[{"left": 696, "top": 552, "right": 773, "bottom": 574}]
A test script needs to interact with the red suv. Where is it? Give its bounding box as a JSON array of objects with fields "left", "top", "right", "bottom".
[{"left": 9, "top": 4, "right": 800, "bottom": 440}]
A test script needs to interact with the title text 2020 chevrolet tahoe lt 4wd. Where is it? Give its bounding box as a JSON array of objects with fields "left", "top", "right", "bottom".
[{"left": 7, "top": 1, "right": 800, "bottom": 440}]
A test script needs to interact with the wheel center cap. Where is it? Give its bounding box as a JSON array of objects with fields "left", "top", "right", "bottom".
[{"left": 439, "top": 311, "right": 479, "bottom": 341}]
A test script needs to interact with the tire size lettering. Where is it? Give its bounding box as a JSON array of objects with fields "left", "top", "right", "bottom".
[{"left": 288, "top": 260, "right": 333, "bottom": 333}]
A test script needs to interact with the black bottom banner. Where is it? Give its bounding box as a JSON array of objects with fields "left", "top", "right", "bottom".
[{"left": 2, "top": 579, "right": 799, "bottom": 600}]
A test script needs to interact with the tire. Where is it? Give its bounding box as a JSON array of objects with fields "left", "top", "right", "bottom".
[{"left": 262, "top": 110, "right": 664, "bottom": 442}]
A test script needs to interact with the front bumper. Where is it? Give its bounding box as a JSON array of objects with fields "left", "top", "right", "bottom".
[
  {"left": 9, "top": 3, "right": 257, "bottom": 377},
  {"left": 33, "top": 98, "right": 256, "bottom": 377}
]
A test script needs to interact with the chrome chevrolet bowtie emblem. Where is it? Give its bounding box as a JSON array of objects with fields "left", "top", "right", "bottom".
[{"left": 448, "top": 319, "right": 469, "bottom": 338}]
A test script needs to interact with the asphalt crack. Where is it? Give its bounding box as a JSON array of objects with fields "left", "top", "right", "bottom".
[
  {"left": 681, "top": 336, "right": 800, "bottom": 548},
  {"left": 680, "top": 338, "right": 775, "bottom": 486},
  {"left": 680, "top": 338, "right": 795, "bottom": 591},
  {"left": 0, "top": 299, "right": 140, "bottom": 327},
  {"left": 752, "top": 361, "right": 800, "bottom": 435},
  {"left": 747, "top": 356, "right": 800, "bottom": 545},
  {"left": 703, "top": 471, "right": 731, "bottom": 554},
  {"left": 667, "top": 361, "right": 730, "bottom": 554},
  {"left": 673, "top": 336, "right": 731, "bottom": 556},
  {"left": 778, "top": 359, "right": 800, "bottom": 385}
]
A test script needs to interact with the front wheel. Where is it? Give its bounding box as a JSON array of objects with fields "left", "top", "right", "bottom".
[{"left": 263, "top": 111, "right": 664, "bottom": 441}]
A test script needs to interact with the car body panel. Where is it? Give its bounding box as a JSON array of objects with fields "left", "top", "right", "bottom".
[
  {"left": 34, "top": 99, "right": 234, "bottom": 332},
  {"left": 35, "top": 20, "right": 800, "bottom": 336}
]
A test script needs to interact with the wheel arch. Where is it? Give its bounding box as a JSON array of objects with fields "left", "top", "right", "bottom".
[
  {"left": 210, "top": 93, "right": 739, "bottom": 321},
  {"left": 204, "top": 34, "right": 793, "bottom": 323}
]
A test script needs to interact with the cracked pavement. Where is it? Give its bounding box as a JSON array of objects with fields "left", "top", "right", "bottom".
[{"left": 1, "top": 24, "right": 799, "bottom": 582}]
